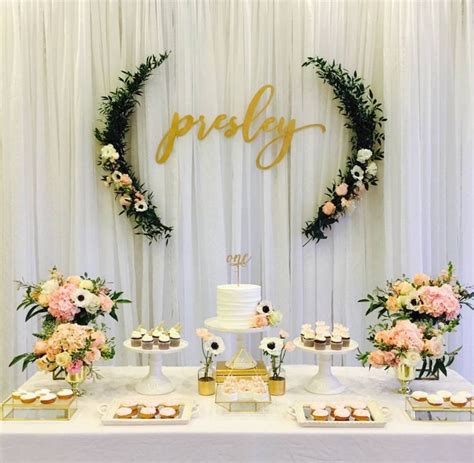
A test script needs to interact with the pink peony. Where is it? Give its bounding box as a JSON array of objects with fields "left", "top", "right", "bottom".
[
  {"left": 413, "top": 273, "right": 430, "bottom": 287},
  {"left": 390, "top": 320, "right": 424, "bottom": 352},
  {"left": 322, "top": 201, "right": 336, "bottom": 216},
  {"left": 33, "top": 340, "right": 48, "bottom": 356},
  {"left": 67, "top": 359, "right": 84, "bottom": 374},
  {"left": 252, "top": 314, "right": 269, "bottom": 328},
  {"left": 284, "top": 341, "right": 295, "bottom": 352},
  {"left": 335, "top": 183, "right": 348, "bottom": 196},
  {"left": 48, "top": 283, "right": 80, "bottom": 321},
  {"left": 419, "top": 285, "right": 461, "bottom": 320},
  {"left": 99, "top": 293, "right": 113, "bottom": 312},
  {"left": 368, "top": 350, "right": 386, "bottom": 368}
]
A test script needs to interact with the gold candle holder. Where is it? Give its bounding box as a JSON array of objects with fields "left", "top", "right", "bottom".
[{"left": 268, "top": 377, "right": 286, "bottom": 396}]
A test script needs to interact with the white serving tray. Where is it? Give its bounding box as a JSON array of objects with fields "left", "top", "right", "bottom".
[
  {"left": 288, "top": 401, "right": 389, "bottom": 428},
  {"left": 98, "top": 399, "right": 199, "bottom": 426}
]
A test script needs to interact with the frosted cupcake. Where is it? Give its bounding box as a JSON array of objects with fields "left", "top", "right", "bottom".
[
  {"left": 436, "top": 390, "right": 452, "bottom": 402},
  {"left": 12, "top": 389, "right": 26, "bottom": 401},
  {"left": 20, "top": 392, "right": 37, "bottom": 404},
  {"left": 300, "top": 324, "right": 312, "bottom": 342},
  {"left": 152, "top": 329, "right": 162, "bottom": 346},
  {"left": 353, "top": 409, "right": 370, "bottom": 421},
  {"left": 139, "top": 407, "right": 157, "bottom": 419},
  {"left": 115, "top": 407, "right": 133, "bottom": 419},
  {"left": 130, "top": 330, "right": 142, "bottom": 347},
  {"left": 141, "top": 334, "right": 154, "bottom": 350},
  {"left": 169, "top": 328, "right": 181, "bottom": 347},
  {"left": 450, "top": 394, "right": 468, "bottom": 408},
  {"left": 163, "top": 399, "right": 181, "bottom": 412},
  {"left": 158, "top": 334, "right": 171, "bottom": 350},
  {"left": 334, "top": 407, "right": 351, "bottom": 421},
  {"left": 330, "top": 335, "right": 342, "bottom": 350},
  {"left": 312, "top": 409, "right": 329, "bottom": 421},
  {"left": 57, "top": 389, "right": 74, "bottom": 400},
  {"left": 427, "top": 394, "right": 443, "bottom": 407},
  {"left": 303, "top": 330, "right": 315, "bottom": 347},
  {"left": 159, "top": 407, "right": 177, "bottom": 419},
  {"left": 314, "top": 334, "right": 326, "bottom": 350},
  {"left": 411, "top": 391, "right": 428, "bottom": 402},
  {"left": 121, "top": 400, "right": 139, "bottom": 416},
  {"left": 40, "top": 393, "right": 57, "bottom": 405}
]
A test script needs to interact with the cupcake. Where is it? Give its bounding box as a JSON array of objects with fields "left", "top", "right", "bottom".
[
  {"left": 341, "top": 333, "right": 351, "bottom": 347},
  {"left": 57, "top": 389, "right": 74, "bottom": 400},
  {"left": 152, "top": 329, "right": 162, "bottom": 346},
  {"left": 40, "top": 393, "right": 57, "bottom": 405},
  {"left": 324, "top": 333, "right": 332, "bottom": 345},
  {"left": 450, "top": 394, "right": 468, "bottom": 408},
  {"left": 310, "top": 401, "right": 327, "bottom": 412},
  {"left": 315, "top": 321, "right": 328, "bottom": 330},
  {"left": 436, "top": 390, "right": 452, "bottom": 402},
  {"left": 121, "top": 400, "right": 139, "bottom": 416},
  {"left": 169, "top": 328, "right": 181, "bottom": 347},
  {"left": 300, "top": 324, "right": 312, "bottom": 342},
  {"left": 314, "top": 335, "right": 327, "bottom": 350},
  {"left": 427, "top": 394, "right": 443, "bottom": 407},
  {"left": 330, "top": 335, "right": 342, "bottom": 350},
  {"left": 139, "top": 327, "right": 148, "bottom": 337},
  {"left": 141, "top": 334, "right": 154, "bottom": 350},
  {"left": 20, "top": 392, "right": 37, "bottom": 404},
  {"left": 311, "top": 408, "right": 329, "bottom": 421},
  {"left": 410, "top": 391, "right": 428, "bottom": 402},
  {"left": 141, "top": 399, "right": 161, "bottom": 410},
  {"left": 159, "top": 407, "right": 177, "bottom": 419},
  {"left": 158, "top": 334, "right": 171, "bottom": 350},
  {"left": 130, "top": 330, "right": 142, "bottom": 347},
  {"left": 334, "top": 407, "right": 351, "bottom": 421},
  {"left": 353, "top": 409, "right": 371, "bottom": 421},
  {"left": 115, "top": 407, "right": 133, "bottom": 419},
  {"left": 303, "top": 330, "right": 315, "bottom": 347},
  {"left": 327, "top": 401, "right": 341, "bottom": 416},
  {"left": 12, "top": 389, "right": 26, "bottom": 401},
  {"left": 163, "top": 399, "right": 181, "bottom": 413},
  {"left": 139, "top": 407, "right": 157, "bottom": 419}
]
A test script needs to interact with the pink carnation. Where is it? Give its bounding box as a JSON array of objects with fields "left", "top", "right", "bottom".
[
  {"left": 67, "top": 359, "right": 84, "bottom": 374},
  {"left": 47, "top": 283, "right": 80, "bottom": 321},
  {"left": 419, "top": 285, "right": 461, "bottom": 320}
]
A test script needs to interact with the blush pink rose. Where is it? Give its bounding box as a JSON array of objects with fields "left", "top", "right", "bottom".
[
  {"left": 85, "top": 347, "right": 101, "bottom": 364},
  {"left": 322, "top": 201, "right": 336, "bottom": 216},
  {"left": 424, "top": 337, "right": 444, "bottom": 358},
  {"left": 413, "top": 273, "right": 430, "bottom": 287},
  {"left": 67, "top": 359, "right": 84, "bottom": 374},
  {"left": 99, "top": 293, "right": 113, "bottom": 312},
  {"left": 383, "top": 350, "right": 399, "bottom": 367},
  {"left": 120, "top": 174, "right": 133, "bottom": 186},
  {"left": 34, "top": 340, "right": 48, "bottom": 356},
  {"left": 368, "top": 350, "right": 386, "bottom": 368},
  {"left": 91, "top": 330, "right": 106, "bottom": 348},
  {"left": 252, "top": 314, "right": 269, "bottom": 328},
  {"left": 335, "top": 183, "right": 348, "bottom": 196}
]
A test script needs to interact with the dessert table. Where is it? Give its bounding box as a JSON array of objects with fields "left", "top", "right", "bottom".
[{"left": 1, "top": 366, "right": 472, "bottom": 462}]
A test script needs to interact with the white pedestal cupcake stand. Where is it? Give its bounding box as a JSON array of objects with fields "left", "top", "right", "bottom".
[
  {"left": 294, "top": 338, "right": 358, "bottom": 394},
  {"left": 205, "top": 317, "right": 268, "bottom": 369},
  {"left": 123, "top": 339, "right": 188, "bottom": 395}
]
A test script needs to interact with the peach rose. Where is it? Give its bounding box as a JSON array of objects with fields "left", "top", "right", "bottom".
[
  {"left": 322, "top": 201, "right": 336, "bottom": 216},
  {"left": 386, "top": 295, "right": 401, "bottom": 313},
  {"left": 368, "top": 350, "right": 386, "bottom": 368},
  {"left": 37, "top": 293, "right": 49, "bottom": 307},
  {"left": 413, "top": 273, "right": 430, "bottom": 287},
  {"left": 120, "top": 174, "right": 133, "bottom": 186},
  {"left": 99, "top": 293, "right": 113, "bottom": 312},
  {"left": 91, "top": 330, "right": 106, "bottom": 348},
  {"left": 66, "top": 275, "right": 82, "bottom": 286},
  {"left": 196, "top": 328, "right": 210, "bottom": 339},
  {"left": 335, "top": 183, "right": 348, "bottom": 196},
  {"left": 34, "top": 340, "right": 48, "bottom": 356},
  {"left": 284, "top": 341, "right": 295, "bottom": 352},
  {"left": 252, "top": 314, "right": 269, "bottom": 328}
]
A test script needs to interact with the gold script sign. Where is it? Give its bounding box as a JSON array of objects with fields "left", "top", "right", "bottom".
[
  {"left": 226, "top": 253, "right": 251, "bottom": 286},
  {"left": 155, "top": 85, "right": 326, "bottom": 170}
]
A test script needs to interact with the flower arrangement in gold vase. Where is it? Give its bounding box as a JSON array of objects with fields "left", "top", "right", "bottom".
[
  {"left": 357, "top": 263, "right": 473, "bottom": 392},
  {"left": 196, "top": 328, "right": 225, "bottom": 396}
]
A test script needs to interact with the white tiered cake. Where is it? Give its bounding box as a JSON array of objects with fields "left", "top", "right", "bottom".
[{"left": 216, "top": 284, "right": 261, "bottom": 329}]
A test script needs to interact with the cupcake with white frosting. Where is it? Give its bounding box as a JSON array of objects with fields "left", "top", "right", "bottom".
[
  {"left": 141, "top": 334, "right": 154, "bottom": 350},
  {"left": 158, "top": 333, "right": 171, "bottom": 350},
  {"left": 169, "top": 328, "right": 181, "bottom": 347},
  {"left": 334, "top": 407, "right": 351, "bottom": 421},
  {"left": 130, "top": 330, "right": 142, "bottom": 347}
]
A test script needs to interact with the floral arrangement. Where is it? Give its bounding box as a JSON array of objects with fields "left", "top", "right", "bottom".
[
  {"left": 302, "top": 57, "right": 385, "bottom": 244},
  {"left": 95, "top": 54, "right": 172, "bottom": 242},
  {"left": 16, "top": 267, "right": 130, "bottom": 325},
  {"left": 10, "top": 323, "right": 115, "bottom": 376},
  {"left": 251, "top": 300, "right": 283, "bottom": 328},
  {"left": 196, "top": 328, "right": 225, "bottom": 379},
  {"left": 357, "top": 263, "right": 473, "bottom": 377},
  {"left": 259, "top": 330, "right": 295, "bottom": 380}
]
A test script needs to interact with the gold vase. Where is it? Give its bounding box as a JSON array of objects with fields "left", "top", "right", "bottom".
[
  {"left": 198, "top": 366, "right": 216, "bottom": 396},
  {"left": 268, "top": 377, "right": 286, "bottom": 396},
  {"left": 395, "top": 364, "right": 416, "bottom": 395},
  {"left": 65, "top": 366, "right": 89, "bottom": 396}
]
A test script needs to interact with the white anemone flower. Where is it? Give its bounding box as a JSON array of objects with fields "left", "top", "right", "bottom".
[
  {"left": 71, "top": 288, "right": 94, "bottom": 308},
  {"left": 111, "top": 171, "right": 122, "bottom": 183},
  {"left": 256, "top": 300, "right": 274, "bottom": 315},
  {"left": 351, "top": 165, "right": 364, "bottom": 181},
  {"left": 204, "top": 336, "right": 225, "bottom": 356},
  {"left": 259, "top": 337, "right": 284, "bottom": 356},
  {"left": 134, "top": 200, "right": 148, "bottom": 212}
]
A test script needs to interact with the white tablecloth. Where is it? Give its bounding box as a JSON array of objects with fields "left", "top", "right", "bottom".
[{"left": 1, "top": 366, "right": 472, "bottom": 463}]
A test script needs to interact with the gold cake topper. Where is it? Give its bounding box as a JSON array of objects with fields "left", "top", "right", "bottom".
[{"left": 226, "top": 253, "right": 251, "bottom": 286}]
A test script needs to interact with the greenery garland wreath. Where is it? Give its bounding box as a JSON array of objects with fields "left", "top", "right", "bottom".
[
  {"left": 302, "top": 57, "right": 386, "bottom": 244},
  {"left": 95, "top": 53, "right": 172, "bottom": 243},
  {"left": 95, "top": 54, "right": 385, "bottom": 245}
]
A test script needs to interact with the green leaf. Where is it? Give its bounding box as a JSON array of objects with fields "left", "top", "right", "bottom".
[{"left": 9, "top": 353, "right": 30, "bottom": 367}]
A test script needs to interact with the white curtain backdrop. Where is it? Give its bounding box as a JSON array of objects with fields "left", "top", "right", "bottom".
[{"left": 0, "top": 0, "right": 472, "bottom": 397}]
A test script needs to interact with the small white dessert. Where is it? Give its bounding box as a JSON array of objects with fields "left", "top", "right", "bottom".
[
  {"left": 348, "top": 400, "right": 367, "bottom": 411},
  {"left": 411, "top": 391, "right": 428, "bottom": 402},
  {"left": 436, "top": 390, "right": 452, "bottom": 401},
  {"left": 57, "top": 389, "right": 74, "bottom": 400},
  {"left": 116, "top": 407, "right": 132, "bottom": 419},
  {"left": 20, "top": 392, "right": 37, "bottom": 404},
  {"left": 159, "top": 406, "right": 177, "bottom": 419},
  {"left": 311, "top": 408, "right": 329, "bottom": 421},
  {"left": 427, "top": 394, "right": 443, "bottom": 406},
  {"left": 139, "top": 328, "right": 148, "bottom": 336},
  {"left": 35, "top": 388, "right": 51, "bottom": 397},
  {"left": 450, "top": 393, "right": 468, "bottom": 408},
  {"left": 12, "top": 389, "right": 27, "bottom": 400},
  {"left": 334, "top": 407, "right": 351, "bottom": 421},
  {"left": 40, "top": 393, "right": 57, "bottom": 404},
  {"left": 310, "top": 401, "right": 327, "bottom": 411},
  {"left": 353, "top": 409, "right": 371, "bottom": 421}
]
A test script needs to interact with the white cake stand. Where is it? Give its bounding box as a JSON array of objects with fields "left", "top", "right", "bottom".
[
  {"left": 123, "top": 339, "right": 188, "bottom": 395},
  {"left": 294, "top": 338, "right": 358, "bottom": 395},
  {"left": 205, "top": 317, "right": 268, "bottom": 369}
]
